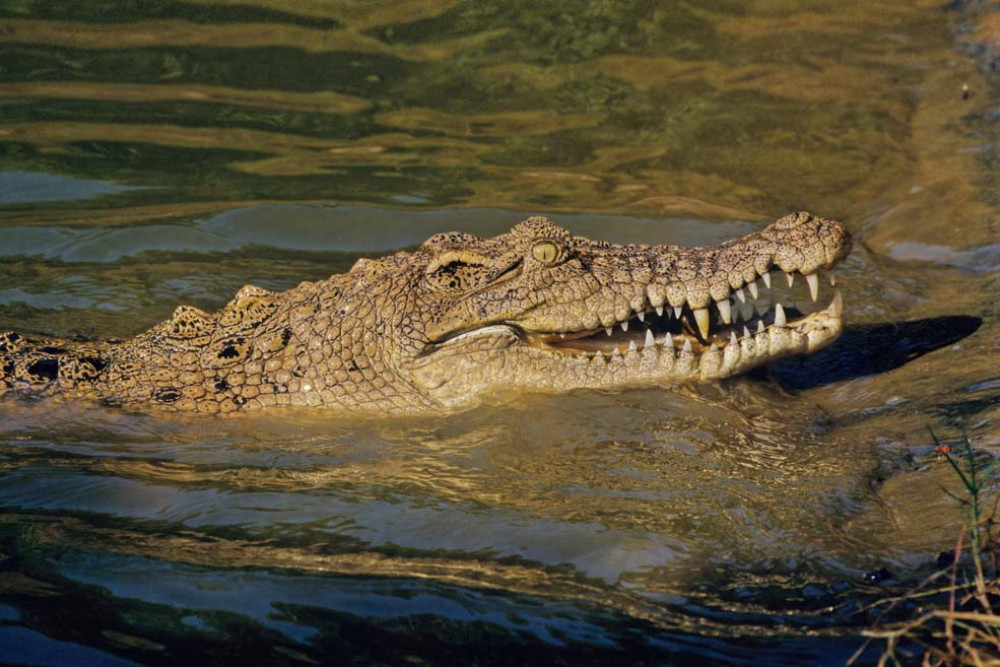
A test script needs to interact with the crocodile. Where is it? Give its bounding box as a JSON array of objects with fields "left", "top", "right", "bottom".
[{"left": 0, "top": 212, "right": 851, "bottom": 414}]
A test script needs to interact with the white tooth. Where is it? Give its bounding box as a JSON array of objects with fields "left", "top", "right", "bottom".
[
  {"left": 595, "top": 350, "right": 604, "bottom": 360},
  {"left": 786, "top": 273, "right": 794, "bottom": 287},
  {"left": 628, "top": 340, "right": 637, "bottom": 353},
  {"left": 612, "top": 346, "right": 622, "bottom": 357},
  {"left": 774, "top": 302, "right": 787, "bottom": 327},
  {"left": 761, "top": 272, "right": 771, "bottom": 289},
  {"left": 735, "top": 287, "right": 746, "bottom": 303},
  {"left": 717, "top": 299, "right": 731, "bottom": 324},
  {"left": 620, "top": 320, "right": 629, "bottom": 332},
  {"left": 823, "top": 269, "right": 836, "bottom": 286},
  {"left": 644, "top": 329, "right": 655, "bottom": 347},
  {"left": 693, "top": 307, "right": 710, "bottom": 340},
  {"left": 831, "top": 289, "right": 843, "bottom": 316},
  {"left": 729, "top": 331, "right": 738, "bottom": 346},
  {"left": 743, "top": 326, "right": 751, "bottom": 339},
  {"left": 663, "top": 332, "right": 673, "bottom": 347},
  {"left": 655, "top": 306, "right": 664, "bottom": 317},
  {"left": 748, "top": 280, "right": 758, "bottom": 300},
  {"left": 806, "top": 273, "right": 819, "bottom": 302},
  {"left": 683, "top": 339, "right": 692, "bottom": 352},
  {"left": 605, "top": 327, "right": 613, "bottom": 336},
  {"left": 637, "top": 311, "right": 645, "bottom": 322},
  {"left": 674, "top": 306, "right": 682, "bottom": 318},
  {"left": 757, "top": 319, "right": 765, "bottom": 334}
]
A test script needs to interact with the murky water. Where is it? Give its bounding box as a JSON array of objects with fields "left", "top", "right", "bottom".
[{"left": 1, "top": 1, "right": 998, "bottom": 664}]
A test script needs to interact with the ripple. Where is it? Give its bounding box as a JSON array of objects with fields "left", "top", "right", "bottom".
[{"left": 0, "top": 171, "right": 141, "bottom": 205}]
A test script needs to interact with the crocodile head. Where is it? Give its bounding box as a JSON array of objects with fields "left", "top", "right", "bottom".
[{"left": 382, "top": 212, "right": 852, "bottom": 408}]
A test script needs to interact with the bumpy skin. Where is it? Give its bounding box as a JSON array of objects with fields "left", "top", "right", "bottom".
[{"left": 0, "top": 212, "right": 851, "bottom": 414}]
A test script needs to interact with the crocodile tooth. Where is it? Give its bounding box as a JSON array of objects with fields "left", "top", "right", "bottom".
[
  {"left": 595, "top": 350, "right": 604, "bottom": 360},
  {"left": 693, "top": 307, "right": 710, "bottom": 339},
  {"left": 774, "top": 302, "right": 787, "bottom": 327},
  {"left": 663, "top": 332, "right": 673, "bottom": 347},
  {"left": 612, "top": 346, "right": 622, "bottom": 357},
  {"left": 683, "top": 339, "right": 692, "bottom": 352},
  {"left": 605, "top": 327, "right": 613, "bottom": 336},
  {"left": 729, "top": 331, "right": 738, "bottom": 346},
  {"left": 735, "top": 288, "right": 746, "bottom": 304},
  {"left": 761, "top": 272, "right": 771, "bottom": 289},
  {"left": 644, "top": 329, "right": 655, "bottom": 347},
  {"left": 786, "top": 273, "right": 794, "bottom": 287},
  {"left": 743, "top": 325, "right": 751, "bottom": 339},
  {"left": 674, "top": 306, "right": 682, "bottom": 318},
  {"left": 825, "top": 269, "right": 837, "bottom": 286},
  {"left": 636, "top": 311, "right": 645, "bottom": 322},
  {"left": 620, "top": 320, "right": 629, "bottom": 332},
  {"left": 627, "top": 340, "right": 637, "bottom": 353},
  {"left": 655, "top": 306, "right": 664, "bottom": 317},
  {"left": 831, "top": 289, "right": 843, "bottom": 316},
  {"left": 747, "top": 280, "right": 759, "bottom": 300},
  {"left": 757, "top": 319, "right": 765, "bottom": 334},
  {"left": 805, "top": 273, "right": 819, "bottom": 301},
  {"left": 717, "top": 299, "right": 732, "bottom": 324}
]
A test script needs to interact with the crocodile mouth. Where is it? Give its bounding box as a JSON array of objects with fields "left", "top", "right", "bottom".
[{"left": 527, "top": 268, "right": 843, "bottom": 358}]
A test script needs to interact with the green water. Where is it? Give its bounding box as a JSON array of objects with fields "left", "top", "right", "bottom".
[{"left": 0, "top": 1, "right": 998, "bottom": 664}]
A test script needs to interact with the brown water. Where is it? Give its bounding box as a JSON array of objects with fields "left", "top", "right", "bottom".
[{"left": 0, "top": 1, "right": 998, "bottom": 665}]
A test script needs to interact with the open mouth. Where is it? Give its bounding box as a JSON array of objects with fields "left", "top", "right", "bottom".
[{"left": 527, "top": 269, "right": 842, "bottom": 357}]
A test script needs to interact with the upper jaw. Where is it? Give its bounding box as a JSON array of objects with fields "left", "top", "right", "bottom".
[{"left": 524, "top": 267, "right": 844, "bottom": 362}]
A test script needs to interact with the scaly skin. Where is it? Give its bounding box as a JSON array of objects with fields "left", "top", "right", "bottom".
[{"left": 0, "top": 212, "right": 851, "bottom": 414}]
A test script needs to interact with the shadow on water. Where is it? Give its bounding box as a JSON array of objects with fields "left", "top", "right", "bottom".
[{"left": 769, "top": 316, "right": 984, "bottom": 390}]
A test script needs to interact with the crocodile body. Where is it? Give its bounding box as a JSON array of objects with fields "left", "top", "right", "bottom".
[{"left": 0, "top": 212, "right": 851, "bottom": 414}]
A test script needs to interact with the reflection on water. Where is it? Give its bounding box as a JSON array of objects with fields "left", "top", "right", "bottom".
[
  {"left": 0, "top": 203, "right": 758, "bottom": 260},
  {"left": 1, "top": 0, "right": 999, "bottom": 664},
  {"left": 0, "top": 171, "right": 142, "bottom": 205},
  {"left": 0, "top": 388, "right": 884, "bottom": 664}
]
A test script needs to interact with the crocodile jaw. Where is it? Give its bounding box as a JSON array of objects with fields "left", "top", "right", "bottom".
[{"left": 410, "top": 288, "right": 844, "bottom": 408}]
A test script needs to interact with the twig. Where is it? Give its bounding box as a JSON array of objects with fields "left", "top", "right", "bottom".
[{"left": 948, "top": 527, "right": 966, "bottom": 660}]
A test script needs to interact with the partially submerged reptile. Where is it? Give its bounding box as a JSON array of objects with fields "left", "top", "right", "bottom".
[{"left": 0, "top": 212, "right": 851, "bottom": 414}]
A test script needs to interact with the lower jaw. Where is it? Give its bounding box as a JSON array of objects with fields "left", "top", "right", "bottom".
[{"left": 527, "top": 303, "right": 844, "bottom": 381}]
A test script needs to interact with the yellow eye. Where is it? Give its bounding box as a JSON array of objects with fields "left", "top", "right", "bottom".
[{"left": 532, "top": 241, "right": 560, "bottom": 264}]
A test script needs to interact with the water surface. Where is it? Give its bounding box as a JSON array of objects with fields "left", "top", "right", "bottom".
[{"left": 1, "top": 1, "right": 999, "bottom": 664}]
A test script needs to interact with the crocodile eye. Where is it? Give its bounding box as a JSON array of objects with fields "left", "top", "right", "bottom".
[{"left": 532, "top": 241, "right": 560, "bottom": 264}]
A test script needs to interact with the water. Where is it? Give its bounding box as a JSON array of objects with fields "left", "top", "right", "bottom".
[{"left": 1, "top": 1, "right": 999, "bottom": 664}]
